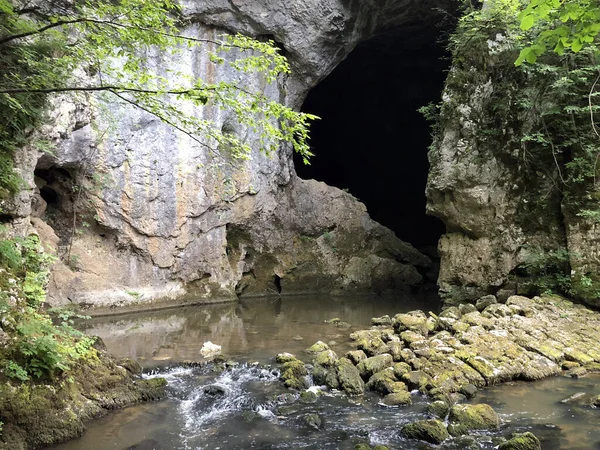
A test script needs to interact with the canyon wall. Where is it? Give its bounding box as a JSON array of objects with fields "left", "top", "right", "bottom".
[{"left": 3, "top": 0, "right": 450, "bottom": 310}]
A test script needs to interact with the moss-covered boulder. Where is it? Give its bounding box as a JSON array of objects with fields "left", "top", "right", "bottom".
[
  {"left": 346, "top": 350, "right": 368, "bottom": 365},
  {"left": 371, "top": 315, "right": 392, "bottom": 326},
  {"left": 313, "top": 350, "right": 338, "bottom": 367},
  {"left": 401, "top": 370, "right": 433, "bottom": 391},
  {"left": 276, "top": 352, "right": 298, "bottom": 363},
  {"left": 299, "top": 390, "right": 318, "bottom": 404},
  {"left": 393, "top": 310, "right": 430, "bottom": 336},
  {"left": 280, "top": 360, "right": 309, "bottom": 390},
  {"left": 447, "top": 403, "right": 500, "bottom": 436},
  {"left": 306, "top": 341, "right": 330, "bottom": 354},
  {"left": 357, "top": 354, "right": 393, "bottom": 379},
  {"left": 498, "top": 432, "right": 542, "bottom": 450},
  {"left": 356, "top": 337, "right": 390, "bottom": 357},
  {"left": 400, "top": 419, "right": 449, "bottom": 444},
  {"left": 303, "top": 413, "right": 322, "bottom": 430},
  {"left": 382, "top": 391, "right": 412, "bottom": 406},
  {"left": 336, "top": 358, "right": 364, "bottom": 396},
  {"left": 311, "top": 363, "right": 339, "bottom": 389},
  {"left": 365, "top": 368, "right": 406, "bottom": 395},
  {"left": 426, "top": 400, "right": 450, "bottom": 419}
]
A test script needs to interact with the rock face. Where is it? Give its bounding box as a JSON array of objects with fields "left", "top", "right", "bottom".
[
  {"left": 425, "top": 8, "right": 600, "bottom": 307},
  {"left": 2, "top": 1, "right": 452, "bottom": 309}
]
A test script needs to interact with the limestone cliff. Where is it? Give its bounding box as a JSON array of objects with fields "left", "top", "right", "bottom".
[
  {"left": 426, "top": 6, "right": 600, "bottom": 307},
  {"left": 3, "top": 0, "right": 450, "bottom": 309}
]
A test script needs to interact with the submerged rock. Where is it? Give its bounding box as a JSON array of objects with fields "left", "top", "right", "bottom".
[
  {"left": 498, "top": 432, "right": 542, "bottom": 450},
  {"left": 303, "top": 413, "right": 322, "bottom": 430},
  {"left": 401, "top": 419, "right": 449, "bottom": 444}
]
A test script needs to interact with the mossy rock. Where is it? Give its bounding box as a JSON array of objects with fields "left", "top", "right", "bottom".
[
  {"left": 371, "top": 315, "right": 392, "bottom": 326},
  {"left": 357, "top": 354, "right": 393, "bottom": 379},
  {"left": 0, "top": 356, "right": 165, "bottom": 449},
  {"left": 281, "top": 360, "right": 308, "bottom": 390},
  {"left": 313, "top": 350, "right": 338, "bottom": 367},
  {"left": 365, "top": 368, "right": 404, "bottom": 395},
  {"left": 346, "top": 350, "right": 368, "bottom": 365},
  {"left": 590, "top": 394, "right": 600, "bottom": 407},
  {"left": 393, "top": 362, "right": 411, "bottom": 378},
  {"left": 447, "top": 403, "right": 500, "bottom": 436},
  {"left": 382, "top": 391, "right": 412, "bottom": 406},
  {"left": 276, "top": 352, "right": 298, "bottom": 363},
  {"left": 426, "top": 400, "right": 450, "bottom": 418},
  {"left": 393, "top": 311, "right": 429, "bottom": 336},
  {"left": 336, "top": 357, "right": 365, "bottom": 396},
  {"left": 498, "top": 432, "right": 542, "bottom": 450},
  {"left": 299, "top": 390, "right": 318, "bottom": 404},
  {"left": 303, "top": 413, "right": 322, "bottom": 430},
  {"left": 356, "top": 337, "right": 390, "bottom": 357},
  {"left": 401, "top": 370, "right": 432, "bottom": 391},
  {"left": 306, "top": 341, "right": 330, "bottom": 354},
  {"left": 401, "top": 419, "right": 449, "bottom": 444}
]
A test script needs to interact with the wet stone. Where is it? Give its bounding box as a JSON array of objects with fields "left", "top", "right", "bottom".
[
  {"left": 401, "top": 419, "right": 449, "bottom": 444},
  {"left": 336, "top": 357, "right": 365, "bottom": 396},
  {"left": 476, "top": 295, "right": 497, "bottom": 311},
  {"left": 346, "top": 350, "right": 367, "bottom": 365},
  {"left": 371, "top": 315, "right": 392, "bottom": 326},
  {"left": 447, "top": 403, "right": 500, "bottom": 436},
  {"left": 299, "top": 390, "right": 318, "bottom": 404},
  {"left": 498, "top": 432, "right": 542, "bottom": 450},
  {"left": 382, "top": 391, "right": 412, "bottom": 406},
  {"left": 357, "top": 354, "right": 393, "bottom": 379},
  {"left": 303, "top": 413, "right": 322, "bottom": 430}
]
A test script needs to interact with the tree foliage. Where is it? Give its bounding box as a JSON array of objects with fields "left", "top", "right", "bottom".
[
  {"left": 517, "top": 0, "right": 600, "bottom": 65},
  {"left": 0, "top": 0, "right": 316, "bottom": 198}
]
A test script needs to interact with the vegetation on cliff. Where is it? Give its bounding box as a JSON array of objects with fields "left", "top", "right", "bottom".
[{"left": 424, "top": 0, "right": 600, "bottom": 300}]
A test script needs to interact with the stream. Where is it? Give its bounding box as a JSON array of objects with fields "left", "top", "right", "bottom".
[{"left": 49, "top": 292, "right": 600, "bottom": 449}]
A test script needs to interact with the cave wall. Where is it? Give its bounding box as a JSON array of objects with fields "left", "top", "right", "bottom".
[{"left": 3, "top": 0, "right": 451, "bottom": 310}]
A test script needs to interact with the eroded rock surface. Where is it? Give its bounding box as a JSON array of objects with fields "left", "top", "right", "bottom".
[{"left": 1, "top": 0, "right": 451, "bottom": 309}]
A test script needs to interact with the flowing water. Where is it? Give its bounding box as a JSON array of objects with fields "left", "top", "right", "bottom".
[{"left": 48, "top": 292, "right": 600, "bottom": 450}]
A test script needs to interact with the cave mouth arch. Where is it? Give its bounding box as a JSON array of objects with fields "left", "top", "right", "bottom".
[{"left": 294, "top": 26, "right": 449, "bottom": 251}]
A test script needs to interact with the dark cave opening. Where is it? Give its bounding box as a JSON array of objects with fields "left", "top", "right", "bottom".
[{"left": 295, "top": 26, "right": 451, "bottom": 250}]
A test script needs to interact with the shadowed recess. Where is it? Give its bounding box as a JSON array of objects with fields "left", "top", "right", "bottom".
[{"left": 295, "top": 26, "right": 449, "bottom": 249}]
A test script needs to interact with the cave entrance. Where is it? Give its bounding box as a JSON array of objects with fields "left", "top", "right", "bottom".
[{"left": 295, "top": 26, "right": 449, "bottom": 252}]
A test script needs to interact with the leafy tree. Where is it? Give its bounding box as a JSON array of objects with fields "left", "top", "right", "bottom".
[
  {"left": 517, "top": 0, "right": 600, "bottom": 65},
  {"left": 0, "top": 0, "right": 316, "bottom": 382},
  {"left": 0, "top": 0, "right": 315, "bottom": 198}
]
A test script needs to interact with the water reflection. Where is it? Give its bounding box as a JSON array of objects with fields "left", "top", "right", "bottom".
[{"left": 83, "top": 292, "right": 440, "bottom": 367}]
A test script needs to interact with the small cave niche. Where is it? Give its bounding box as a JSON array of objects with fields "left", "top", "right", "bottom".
[
  {"left": 32, "top": 164, "right": 75, "bottom": 244},
  {"left": 295, "top": 24, "right": 452, "bottom": 252},
  {"left": 273, "top": 274, "right": 282, "bottom": 295}
]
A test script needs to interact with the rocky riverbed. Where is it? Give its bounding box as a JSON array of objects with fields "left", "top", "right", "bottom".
[{"left": 274, "top": 294, "right": 600, "bottom": 448}]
